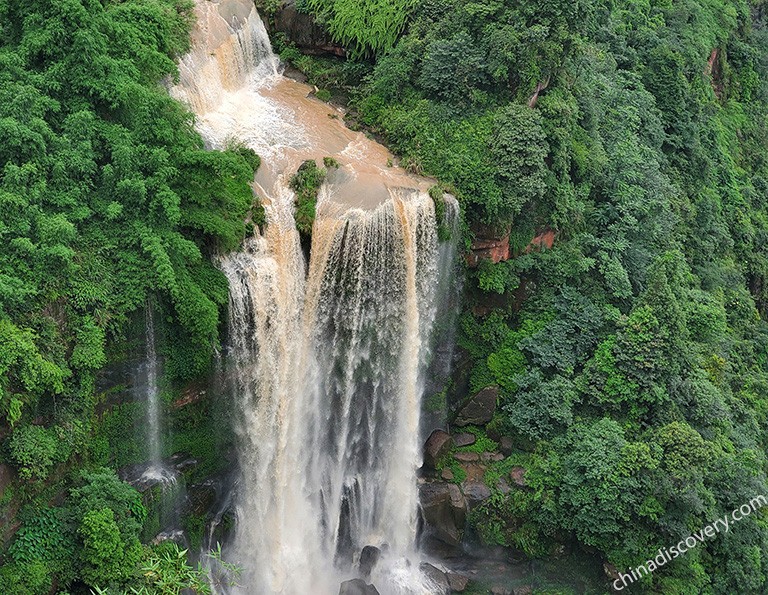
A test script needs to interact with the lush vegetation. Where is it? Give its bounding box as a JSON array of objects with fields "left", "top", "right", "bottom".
[
  {"left": 290, "top": 158, "right": 328, "bottom": 236},
  {"left": 3, "top": 0, "right": 768, "bottom": 592},
  {"left": 294, "top": 0, "right": 768, "bottom": 592},
  {"left": 0, "top": 0, "right": 256, "bottom": 590}
]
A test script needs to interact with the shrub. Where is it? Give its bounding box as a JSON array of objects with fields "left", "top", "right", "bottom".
[
  {"left": 6, "top": 425, "right": 61, "bottom": 480},
  {"left": 290, "top": 160, "right": 327, "bottom": 236}
]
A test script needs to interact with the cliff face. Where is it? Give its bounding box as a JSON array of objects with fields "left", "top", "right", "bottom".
[
  {"left": 465, "top": 224, "right": 511, "bottom": 268},
  {"left": 269, "top": 0, "right": 346, "bottom": 56}
]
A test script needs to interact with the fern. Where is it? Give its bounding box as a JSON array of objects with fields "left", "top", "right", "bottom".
[{"left": 304, "top": 0, "right": 417, "bottom": 58}]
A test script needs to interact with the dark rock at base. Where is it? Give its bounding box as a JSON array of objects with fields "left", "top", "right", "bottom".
[
  {"left": 419, "top": 482, "right": 467, "bottom": 546},
  {"left": 447, "top": 572, "right": 470, "bottom": 592},
  {"left": 499, "top": 436, "right": 514, "bottom": 456},
  {"left": 420, "top": 562, "right": 450, "bottom": 594},
  {"left": 339, "top": 578, "right": 380, "bottom": 595},
  {"left": 462, "top": 482, "right": 492, "bottom": 509},
  {"left": 187, "top": 479, "right": 217, "bottom": 516},
  {"left": 453, "top": 432, "right": 476, "bottom": 447},
  {"left": 358, "top": 545, "right": 381, "bottom": 580},
  {"left": 273, "top": 0, "right": 346, "bottom": 56},
  {"left": 424, "top": 430, "right": 453, "bottom": 469},
  {"left": 169, "top": 452, "right": 198, "bottom": 474},
  {"left": 454, "top": 387, "right": 498, "bottom": 427}
]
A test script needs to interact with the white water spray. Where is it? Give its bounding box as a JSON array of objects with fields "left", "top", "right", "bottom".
[{"left": 173, "top": 2, "right": 458, "bottom": 593}]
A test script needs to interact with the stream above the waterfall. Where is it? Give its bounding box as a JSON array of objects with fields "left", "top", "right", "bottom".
[{"left": 170, "top": 2, "right": 459, "bottom": 593}]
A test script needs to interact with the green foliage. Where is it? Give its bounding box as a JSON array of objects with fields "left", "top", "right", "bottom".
[
  {"left": 7, "top": 506, "right": 76, "bottom": 587},
  {"left": 6, "top": 424, "right": 63, "bottom": 480},
  {"left": 0, "top": 0, "right": 258, "bottom": 487},
  {"left": 0, "top": 558, "right": 52, "bottom": 595},
  {"left": 89, "top": 542, "right": 242, "bottom": 595},
  {"left": 488, "top": 104, "right": 549, "bottom": 219},
  {"left": 323, "top": 156, "right": 340, "bottom": 169},
  {"left": 302, "top": 0, "right": 417, "bottom": 58},
  {"left": 344, "top": 0, "right": 768, "bottom": 587},
  {"left": 454, "top": 426, "right": 499, "bottom": 454},
  {"left": 290, "top": 159, "right": 327, "bottom": 236},
  {"left": 79, "top": 507, "right": 138, "bottom": 587}
]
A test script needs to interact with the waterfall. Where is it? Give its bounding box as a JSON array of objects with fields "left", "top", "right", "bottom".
[
  {"left": 174, "top": 2, "right": 459, "bottom": 593},
  {"left": 137, "top": 305, "right": 172, "bottom": 483},
  {"left": 145, "top": 307, "right": 161, "bottom": 467}
]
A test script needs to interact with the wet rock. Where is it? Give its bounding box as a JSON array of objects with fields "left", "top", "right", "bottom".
[
  {"left": 454, "top": 387, "right": 498, "bottom": 427},
  {"left": 441, "top": 468, "right": 455, "bottom": 481},
  {"left": 187, "top": 480, "right": 218, "bottom": 516},
  {"left": 273, "top": 0, "right": 346, "bottom": 57},
  {"left": 499, "top": 436, "right": 514, "bottom": 456},
  {"left": 420, "top": 562, "right": 450, "bottom": 594},
  {"left": 358, "top": 545, "right": 381, "bottom": 580},
  {"left": 151, "top": 529, "right": 187, "bottom": 546},
  {"left": 419, "top": 482, "right": 467, "bottom": 546},
  {"left": 169, "top": 452, "right": 198, "bottom": 474},
  {"left": 462, "top": 482, "right": 491, "bottom": 509},
  {"left": 339, "top": 578, "right": 380, "bottom": 595},
  {"left": 510, "top": 467, "right": 527, "bottom": 487},
  {"left": 454, "top": 452, "right": 479, "bottom": 463},
  {"left": 119, "top": 462, "right": 178, "bottom": 492},
  {"left": 453, "top": 433, "right": 476, "bottom": 447},
  {"left": 447, "top": 572, "right": 469, "bottom": 592},
  {"left": 424, "top": 430, "right": 453, "bottom": 469}
]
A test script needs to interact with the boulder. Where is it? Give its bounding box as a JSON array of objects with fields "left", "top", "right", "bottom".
[
  {"left": 358, "top": 545, "right": 381, "bottom": 580},
  {"left": 496, "top": 477, "right": 511, "bottom": 495},
  {"left": 510, "top": 467, "right": 527, "bottom": 487},
  {"left": 187, "top": 480, "right": 218, "bottom": 516},
  {"left": 419, "top": 482, "right": 467, "bottom": 546},
  {"left": 447, "top": 572, "right": 470, "bottom": 592},
  {"left": 490, "top": 587, "right": 513, "bottom": 595},
  {"left": 454, "top": 452, "right": 479, "bottom": 463},
  {"left": 499, "top": 436, "right": 514, "bottom": 456},
  {"left": 481, "top": 452, "right": 504, "bottom": 463},
  {"left": 424, "top": 430, "right": 453, "bottom": 469},
  {"left": 339, "top": 578, "right": 380, "bottom": 595},
  {"left": 454, "top": 387, "right": 498, "bottom": 427},
  {"left": 420, "top": 562, "right": 450, "bottom": 594},
  {"left": 453, "top": 433, "right": 476, "bottom": 447},
  {"left": 462, "top": 482, "right": 491, "bottom": 509},
  {"left": 514, "top": 586, "right": 534, "bottom": 595},
  {"left": 441, "top": 468, "right": 455, "bottom": 481},
  {"left": 151, "top": 529, "right": 186, "bottom": 546}
]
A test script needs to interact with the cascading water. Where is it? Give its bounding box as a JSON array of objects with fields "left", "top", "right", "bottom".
[
  {"left": 173, "top": 2, "right": 459, "bottom": 593},
  {"left": 138, "top": 306, "right": 172, "bottom": 483},
  {"left": 145, "top": 308, "right": 161, "bottom": 467}
]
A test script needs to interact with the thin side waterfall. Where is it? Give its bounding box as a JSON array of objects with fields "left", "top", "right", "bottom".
[
  {"left": 144, "top": 307, "right": 161, "bottom": 469},
  {"left": 173, "top": 1, "right": 459, "bottom": 593},
  {"left": 138, "top": 306, "right": 175, "bottom": 485}
]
